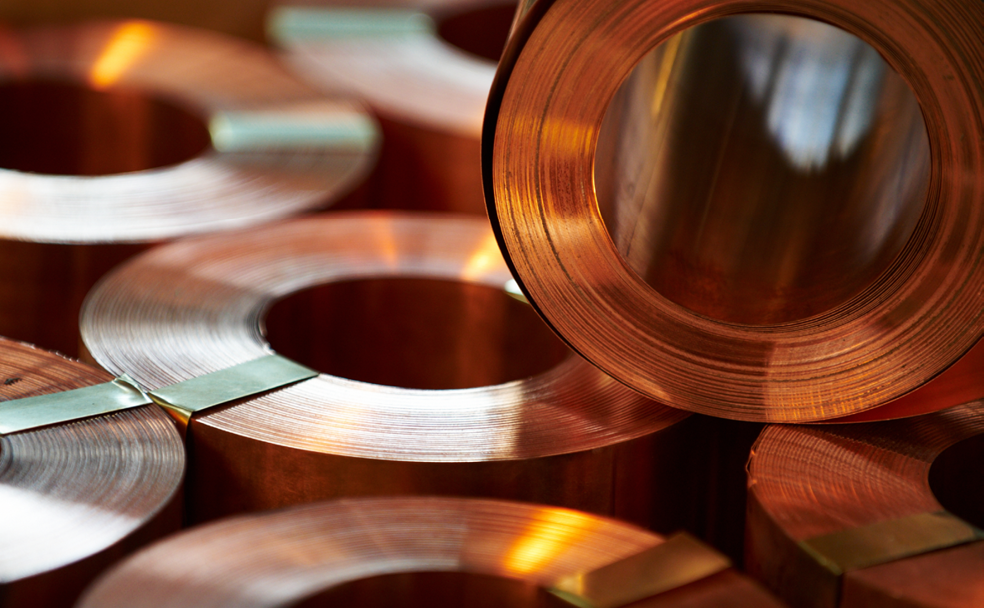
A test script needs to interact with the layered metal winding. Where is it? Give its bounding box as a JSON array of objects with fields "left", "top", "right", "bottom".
[
  {"left": 78, "top": 497, "right": 784, "bottom": 608},
  {"left": 747, "top": 402, "right": 984, "bottom": 607},
  {"left": 80, "top": 212, "right": 694, "bottom": 531},
  {"left": 0, "top": 338, "right": 184, "bottom": 608},
  {"left": 484, "top": 0, "right": 984, "bottom": 421},
  {"left": 0, "top": 19, "right": 377, "bottom": 355},
  {"left": 271, "top": 0, "right": 513, "bottom": 213}
]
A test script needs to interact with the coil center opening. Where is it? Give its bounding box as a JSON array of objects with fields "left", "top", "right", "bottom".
[
  {"left": 0, "top": 80, "right": 211, "bottom": 176},
  {"left": 292, "top": 571, "right": 566, "bottom": 608},
  {"left": 595, "top": 14, "right": 930, "bottom": 325},
  {"left": 436, "top": 2, "right": 516, "bottom": 62},
  {"left": 929, "top": 434, "right": 984, "bottom": 530},
  {"left": 263, "top": 277, "right": 570, "bottom": 390}
]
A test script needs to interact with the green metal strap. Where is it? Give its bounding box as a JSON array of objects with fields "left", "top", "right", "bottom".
[
  {"left": 0, "top": 354, "right": 318, "bottom": 436},
  {"left": 269, "top": 7, "right": 435, "bottom": 43}
]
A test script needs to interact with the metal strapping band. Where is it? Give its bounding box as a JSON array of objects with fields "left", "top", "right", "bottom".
[
  {"left": 799, "top": 510, "right": 984, "bottom": 576},
  {"left": 549, "top": 532, "right": 732, "bottom": 608},
  {"left": 269, "top": 7, "right": 434, "bottom": 42},
  {"left": 0, "top": 354, "right": 317, "bottom": 435}
]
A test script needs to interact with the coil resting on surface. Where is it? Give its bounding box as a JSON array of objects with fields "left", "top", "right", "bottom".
[
  {"left": 485, "top": 0, "right": 984, "bottom": 422},
  {"left": 0, "top": 338, "right": 184, "bottom": 608},
  {"left": 747, "top": 402, "right": 984, "bottom": 608},
  {"left": 78, "top": 497, "right": 785, "bottom": 608},
  {"left": 272, "top": 0, "right": 513, "bottom": 213},
  {"left": 81, "top": 212, "right": 697, "bottom": 531},
  {"left": 0, "top": 19, "right": 377, "bottom": 356}
]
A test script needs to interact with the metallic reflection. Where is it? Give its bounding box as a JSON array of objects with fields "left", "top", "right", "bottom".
[
  {"left": 596, "top": 14, "right": 929, "bottom": 324},
  {"left": 89, "top": 21, "right": 156, "bottom": 89}
]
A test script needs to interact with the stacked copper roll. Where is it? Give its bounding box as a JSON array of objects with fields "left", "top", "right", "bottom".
[
  {"left": 270, "top": 0, "right": 515, "bottom": 214},
  {"left": 78, "top": 497, "right": 785, "bottom": 608},
  {"left": 80, "top": 212, "right": 703, "bottom": 535},
  {"left": 0, "top": 337, "right": 184, "bottom": 608},
  {"left": 0, "top": 19, "right": 377, "bottom": 356},
  {"left": 747, "top": 403, "right": 984, "bottom": 607}
]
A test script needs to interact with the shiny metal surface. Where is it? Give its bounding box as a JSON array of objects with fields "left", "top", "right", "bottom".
[
  {"left": 272, "top": 0, "right": 513, "bottom": 213},
  {"left": 746, "top": 402, "right": 984, "bottom": 607},
  {"left": 78, "top": 497, "right": 783, "bottom": 608},
  {"left": 80, "top": 212, "right": 695, "bottom": 530},
  {"left": 0, "top": 19, "right": 377, "bottom": 356},
  {"left": 0, "top": 337, "right": 184, "bottom": 608},
  {"left": 486, "top": 0, "right": 984, "bottom": 421}
]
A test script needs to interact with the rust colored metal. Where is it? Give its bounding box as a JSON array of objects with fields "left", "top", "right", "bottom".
[
  {"left": 80, "top": 212, "right": 696, "bottom": 532},
  {"left": 746, "top": 402, "right": 984, "bottom": 608},
  {"left": 485, "top": 0, "right": 984, "bottom": 422},
  {"left": 0, "top": 337, "right": 184, "bottom": 608},
  {"left": 272, "top": 0, "right": 514, "bottom": 214},
  {"left": 0, "top": 19, "right": 377, "bottom": 356},
  {"left": 78, "top": 497, "right": 785, "bottom": 608}
]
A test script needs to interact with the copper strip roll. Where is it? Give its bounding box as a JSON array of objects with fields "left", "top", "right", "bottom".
[
  {"left": 79, "top": 496, "right": 784, "bottom": 608},
  {"left": 484, "top": 0, "right": 984, "bottom": 422},
  {"left": 80, "top": 212, "right": 698, "bottom": 531},
  {"left": 746, "top": 402, "right": 984, "bottom": 608},
  {"left": 272, "top": 0, "right": 514, "bottom": 214},
  {"left": 0, "top": 337, "right": 184, "bottom": 608},
  {"left": 0, "top": 19, "right": 377, "bottom": 356}
]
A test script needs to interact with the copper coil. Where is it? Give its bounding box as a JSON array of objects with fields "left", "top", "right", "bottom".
[
  {"left": 0, "top": 337, "right": 184, "bottom": 608},
  {"left": 484, "top": 0, "right": 984, "bottom": 421},
  {"left": 0, "top": 19, "right": 377, "bottom": 356},
  {"left": 271, "top": 0, "right": 514, "bottom": 214},
  {"left": 79, "top": 211, "right": 699, "bottom": 532},
  {"left": 746, "top": 402, "right": 984, "bottom": 607},
  {"left": 78, "top": 496, "right": 784, "bottom": 608}
]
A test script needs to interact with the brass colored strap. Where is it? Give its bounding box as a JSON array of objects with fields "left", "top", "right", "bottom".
[
  {"left": 549, "top": 532, "right": 732, "bottom": 608},
  {"left": 268, "top": 7, "right": 434, "bottom": 43},
  {"left": 0, "top": 354, "right": 318, "bottom": 435},
  {"left": 0, "top": 375, "right": 151, "bottom": 435},
  {"left": 800, "top": 510, "right": 984, "bottom": 576}
]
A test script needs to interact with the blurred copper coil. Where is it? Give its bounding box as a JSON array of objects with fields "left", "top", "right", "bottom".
[
  {"left": 271, "top": 0, "right": 514, "bottom": 214},
  {"left": 80, "top": 211, "right": 697, "bottom": 532},
  {"left": 0, "top": 337, "right": 184, "bottom": 608},
  {"left": 0, "top": 19, "right": 377, "bottom": 356},
  {"left": 485, "top": 0, "right": 984, "bottom": 422},
  {"left": 746, "top": 402, "right": 984, "bottom": 608},
  {"left": 78, "top": 496, "right": 784, "bottom": 608}
]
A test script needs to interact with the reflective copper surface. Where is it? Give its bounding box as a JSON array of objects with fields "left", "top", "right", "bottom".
[
  {"left": 78, "top": 497, "right": 784, "bottom": 608},
  {"left": 485, "top": 0, "right": 984, "bottom": 421},
  {"left": 746, "top": 402, "right": 984, "bottom": 607},
  {"left": 0, "top": 337, "right": 184, "bottom": 608},
  {"left": 81, "top": 212, "right": 695, "bottom": 531},
  {"left": 272, "top": 0, "right": 513, "bottom": 213},
  {"left": 0, "top": 20, "right": 377, "bottom": 356}
]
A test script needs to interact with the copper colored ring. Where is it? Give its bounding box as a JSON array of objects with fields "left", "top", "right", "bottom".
[
  {"left": 80, "top": 212, "right": 693, "bottom": 529},
  {"left": 0, "top": 338, "right": 184, "bottom": 608},
  {"left": 78, "top": 496, "right": 782, "bottom": 608},
  {"left": 484, "top": 0, "right": 984, "bottom": 422},
  {"left": 746, "top": 402, "right": 984, "bottom": 607},
  {"left": 272, "top": 0, "right": 509, "bottom": 213}
]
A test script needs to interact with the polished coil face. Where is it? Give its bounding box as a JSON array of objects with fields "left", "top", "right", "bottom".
[
  {"left": 271, "top": 0, "right": 513, "bottom": 213},
  {"left": 80, "top": 213, "right": 691, "bottom": 526},
  {"left": 746, "top": 402, "right": 984, "bottom": 607},
  {"left": 486, "top": 0, "right": 984, "bottom": 422},
  {"left": 0, "top": 19, "right": 377, "bottom": 243},
  {"left": 77, "top": 497, "right": 781, "bottom": 608},
  {"left": 0, "top": 338, "right": 184, "bottom": 608}
]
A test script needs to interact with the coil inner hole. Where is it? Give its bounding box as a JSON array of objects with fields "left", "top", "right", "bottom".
[
  {"left": 0, "top": 80, "right": 211, "bottom": 176},
  {"left": 436, "top": 2, "right": 516, "bottom": 62},
  {"left": 595, "top": 14, "right": 930, "bottom": 325},
  {"left": 928, "top": 434, "right": 984, "bottom": 530},
  {"left": 264, "top": 278, "right": 570, "bottom": 390},
  {"left": 292, "top": 571, "right": 570, "bottom": 608}
]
